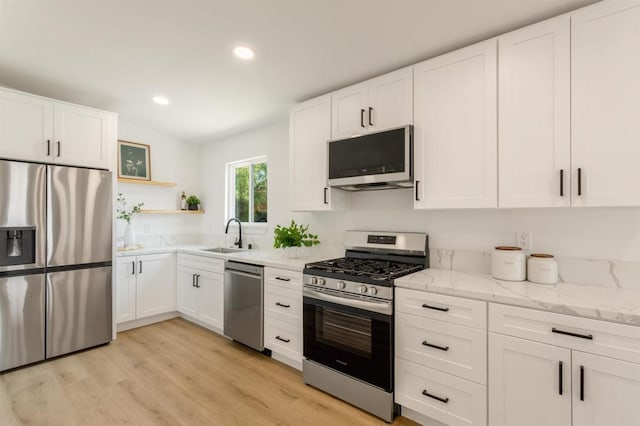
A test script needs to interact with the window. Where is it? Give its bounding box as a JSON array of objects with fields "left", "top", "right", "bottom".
[{"left": 226, "top": 156, "right": 267, "bottom": 224}]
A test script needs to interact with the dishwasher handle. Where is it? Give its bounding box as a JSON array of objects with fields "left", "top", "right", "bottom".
[{"left": 225, "top": 260, "right": 263, "bottom": 277}]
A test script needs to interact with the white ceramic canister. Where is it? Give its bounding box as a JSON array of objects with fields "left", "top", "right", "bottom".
[
  {"left": 527, "top": 253, "right": 558, "bottom": 285},
  {"left": 491, "top": 246, "right": 526, "bottom": 281}
]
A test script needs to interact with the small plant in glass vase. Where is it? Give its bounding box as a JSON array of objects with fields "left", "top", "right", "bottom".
[
  {"left": 116, "top": 193, "right": 144, "bottom": 248},
  {"left": 273, "top": 220, "right": 320, "bottom": 258}
]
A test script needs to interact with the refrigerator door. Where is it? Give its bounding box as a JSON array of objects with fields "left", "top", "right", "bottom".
[
  {"left": 46, "top": 266, "right": 112, "bottom": 358},
  {"left": 47, "top": 165, "right": 112, "bottom": 266},
  {"left": 0, "top": 160, "right": 46, "bottom": 272},
  {"left": 0, "top": 273, "right": 45, "bottom": 371}
]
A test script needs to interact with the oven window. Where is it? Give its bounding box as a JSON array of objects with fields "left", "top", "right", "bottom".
[{"left": 316, "top": 307, "right": 372, "bottom": 358}]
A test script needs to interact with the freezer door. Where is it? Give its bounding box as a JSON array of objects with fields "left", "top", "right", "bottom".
[
  {"left": 0, "top": 273, "right": 45, "bottom": 371},
  {"left": 0, "top": 160, "right": 46, "bottom": 272},
  {"left": 46, "top": 266, "right": 112, "bottom": 358},
  {"left": 47, "top": 166, "right": 112, "bottom": 266}
]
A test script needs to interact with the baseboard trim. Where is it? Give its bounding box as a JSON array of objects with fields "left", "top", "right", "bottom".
[{"left": 116, "top": 312, "right": 180, "bottom": 333}]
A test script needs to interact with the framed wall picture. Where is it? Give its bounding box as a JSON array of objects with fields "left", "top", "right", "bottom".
[{"left": 118, "top": 140, "right": 151, "bottom": 180}]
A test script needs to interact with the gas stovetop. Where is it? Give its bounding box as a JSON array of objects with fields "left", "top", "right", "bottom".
[{"left": 304, "top": 256, "right": 425, "bottom": 287}]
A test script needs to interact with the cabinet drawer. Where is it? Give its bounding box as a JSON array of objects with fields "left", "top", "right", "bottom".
[
  {"left": 395, "top": 358, "right": 487, "bottom": 426},
  {"left": 265, "top": 267, "right": 302, "bottom": 288},
  {"left": 177, "top": 254, "right": 224, "bottom": 274},
  {"left": 396, "top": 312, "right": 487, "bottom": 385},
  {"left": 489, "top": 303, "right": 640, "bottom": 364},
  {"left": 265, "top": 285, "right": 302, "bottom": 324},
  {"left": 264, "top": 317, "right": 302, "bottom": 361},
  {"left": 396, "top": 288, "right": 487, "bottom": 330}
]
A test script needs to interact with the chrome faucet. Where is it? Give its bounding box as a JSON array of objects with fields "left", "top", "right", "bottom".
[{"left": 225, "top": 218, "right": 243, "bottom": 249}]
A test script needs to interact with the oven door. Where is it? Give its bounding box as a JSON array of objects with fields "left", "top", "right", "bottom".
[{"left": 303, "top": 286, "right": 393, "bottom": 391}]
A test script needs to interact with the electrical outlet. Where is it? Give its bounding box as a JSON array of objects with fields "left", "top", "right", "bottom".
[{"left": 516, "top": 231, "right": 532, "bottom": 251}]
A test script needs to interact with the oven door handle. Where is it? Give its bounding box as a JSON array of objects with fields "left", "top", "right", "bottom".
[{"left": 303, "top": 287, "right": 392, "bottom": 315}]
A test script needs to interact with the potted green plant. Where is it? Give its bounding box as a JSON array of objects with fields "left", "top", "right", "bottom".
[
  {"left": 116, "top": 193, "right": 144, "bottom": 247},
  {"left": 273, "top": 220, "right": 320, "bottom": 258},
  {"left": 186, "top": 195, "right": 201, "bottom": 211}
]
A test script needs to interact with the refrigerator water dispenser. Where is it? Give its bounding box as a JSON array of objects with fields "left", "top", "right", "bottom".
[{"left": 0, "top": 227, "right": 36, "bottom": 266}]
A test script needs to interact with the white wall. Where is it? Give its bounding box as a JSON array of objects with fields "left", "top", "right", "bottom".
[
  {"left": 116, "top": 120, "right": 202, "bottom": 243},
  {"left": 199, "top": 119, "right": 640, "bottom": 263}
]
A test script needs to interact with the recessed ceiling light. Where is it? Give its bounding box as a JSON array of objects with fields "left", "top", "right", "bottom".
[
  {"left": 153, "top": 96, "right": 170, "bottom": 105},
  {"left": 233, "top": 46, "right": 255, "bottom": 60}
]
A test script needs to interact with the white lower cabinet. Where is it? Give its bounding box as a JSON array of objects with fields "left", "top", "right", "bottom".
[
  {"left": 116, "top": 253, "right": 175, "bottom": 323},
  {"left": 263, "top": 267, "right": 303, "bottom": 369},
  {"left": 572, "top": 351, "right": 640, "bottom": 426},
  {"left": 176, "top": 254, "right": 224, "bottom": 331},
  {"left": 395, "top": 288, "right": 487, "bottom": 425},
  {"left": 489, "top": 303, "right": 640, "bottom": 426},
  {"left": 488, "top": 333, "right": 571, "bottom": 426}
]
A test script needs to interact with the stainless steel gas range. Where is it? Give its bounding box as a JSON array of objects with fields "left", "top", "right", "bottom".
[{"left": 302, "top": 231, "right": 429, "bottom": 422}]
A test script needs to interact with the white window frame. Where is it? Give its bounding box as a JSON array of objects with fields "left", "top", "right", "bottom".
[{"left": 225, "top": 155, "right": 268, "bottom": 227}]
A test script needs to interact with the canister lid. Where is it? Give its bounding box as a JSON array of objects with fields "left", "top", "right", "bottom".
[
  {"left": 495, "top": 246, "right": 522, "bottom": 251},
  {"left": 531, "top": 253, "right": 554, "bottom": 258}
]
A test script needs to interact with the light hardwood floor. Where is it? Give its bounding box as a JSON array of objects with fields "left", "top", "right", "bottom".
[{"left": 0, "top": 318, "right": 418, "bottom": 426}]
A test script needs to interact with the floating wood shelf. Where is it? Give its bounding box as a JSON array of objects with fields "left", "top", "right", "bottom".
[
  {"left": 117, "top": 178, "right": 177, "bottom": 187},
  {"left": 139, "top": 209, "right": 204, "bottom": 215}
]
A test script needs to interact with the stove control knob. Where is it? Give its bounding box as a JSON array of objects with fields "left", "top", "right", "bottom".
[
  {"left": 369, "top": 287, "right": 378, "bottom": 295},
  {"left": 318, "top": 278, "right": 326, "bottom": 286},
  {"left": 358, "top": 285, "right": 368, "bottom": 294},
  {"left": 337, "top": 281, "right": 346, "bottom": 290},
  {"left": 310, "top": 277, "right": 318, "bottom": 285}
]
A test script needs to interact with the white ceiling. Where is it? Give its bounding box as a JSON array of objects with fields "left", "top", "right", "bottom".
[{"left": 0, "top": 0, "right": 597, "bottom": 143}]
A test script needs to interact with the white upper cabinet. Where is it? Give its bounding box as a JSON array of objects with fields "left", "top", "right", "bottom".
[
  {"left": 414, "top": 39, "right": 498, "bottom": 209},
  {"left": 53, "top": 102, "right": 110, "bottom": 169},
  {"left": 571, "top": 0, "right": 640, "bottom": 207},
  {"left": 498, "top": 16, "right": 571, "bottom": 208},
  {"left": 0, "top": 89, "right": 54, "bottom": 162},
  {"left": 331, "top": 67, "right": 412, "bottom": 139},
  {"left": 331, "top": 82, "right": 368, "bottom": 139},
  {"left": 0, "top": 88, "right": 112, "bottom": 169},
  {"left": 290, "top": 94, "right": 343, "bottom": 211}
]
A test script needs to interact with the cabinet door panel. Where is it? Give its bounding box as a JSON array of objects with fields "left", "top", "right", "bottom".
[
  {"left": 414, "top": 39, "right": 497, "bottom": 209},
  {"left": 177, "top": 266, "right": 198, "bottom": 317},
  {"left": 498, "top": 16, "right": 570, "bottom": 208},
  {"left": 572, "top": 351, "right": 640, "bottom": 426},
  {"left": 53, "top": 103, "right": 109, "bottom": 169},
  {"left": 0, "top": 89, "right": 53, "bottom": 162},
  {"left": 289, "top": 94, "right": 333, "bottom": 211},
  {"left": 571, "top": 0, "right": 640, "bottom": 206},
  {"left": 331, "top": 82, "right": 368, "bottom": 139},
  {"left": 488, "top": 333, "right": 571, "bottom": 426},
  {"left": 135, "top": 253, "right": 175, "bottom": 319},
  {"left": 197, "top": 271, "right": 223, "bottom": 330},
  {"left": 368, "top": 67, "right": 413, "bottom": 132},
  {"left": 116, "top": 257, "right": 136, "bottom": 323}
]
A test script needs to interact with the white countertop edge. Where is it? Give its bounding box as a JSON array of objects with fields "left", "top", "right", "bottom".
[
  {"left": 117, "top": 245, "right": 341, "bottom": 273},
  {"left": 395, "top": 269, "right": 640, "bottom": 327}
]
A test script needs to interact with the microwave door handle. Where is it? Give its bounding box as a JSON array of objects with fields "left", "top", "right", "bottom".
[{"left": 303, "top": 288, "right": 392, "bottom": 315}]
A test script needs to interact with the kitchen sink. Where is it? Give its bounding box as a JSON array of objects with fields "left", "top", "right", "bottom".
[{"left": 201, "top": 247, "right": 248, "bottom": 253}]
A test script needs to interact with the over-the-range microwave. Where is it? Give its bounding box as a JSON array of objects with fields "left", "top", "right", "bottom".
[{"left": 327, "top": 125, "right": 413, "bottom": 191}]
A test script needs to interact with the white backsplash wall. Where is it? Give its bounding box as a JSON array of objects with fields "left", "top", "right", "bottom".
[
  {"left": 116, "top": 120, "right": 203, "bottom": 241},
  {"left": 199, "top": 119, "right": 640, "bottom": 288}
]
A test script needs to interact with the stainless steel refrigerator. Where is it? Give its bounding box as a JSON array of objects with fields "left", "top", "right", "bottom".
[{"left": 0, "top": 159, "right": 112, "bottom": 371}]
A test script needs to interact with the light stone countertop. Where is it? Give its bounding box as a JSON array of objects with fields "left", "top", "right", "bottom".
[
  {"left": 395, "top": 269, "right": 640, "bottom": 326},
  {"left": 117, "top": 245, "right": 342, "bottom": 273}
]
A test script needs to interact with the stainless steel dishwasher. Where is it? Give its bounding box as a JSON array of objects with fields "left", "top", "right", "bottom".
[{"left": 224, "top": 260, "right": 264, "bottom": 351}]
